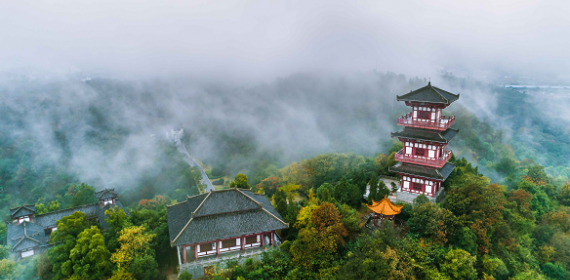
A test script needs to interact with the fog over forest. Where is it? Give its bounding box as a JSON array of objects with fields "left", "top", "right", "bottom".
[{"left": 1, "top": 0, "right": 570, "bottom": 192}]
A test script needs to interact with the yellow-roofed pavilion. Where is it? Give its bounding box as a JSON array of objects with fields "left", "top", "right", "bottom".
[{"left": 366, "top": 195, "right": 404, "bottom": 227}]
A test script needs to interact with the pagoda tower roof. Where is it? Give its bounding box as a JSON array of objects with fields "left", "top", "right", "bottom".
[
  {"left": 391, "top": 127, "right": 459, "bottom": 143},
  {"left": 390, "top": 162, "right": 455, "bottom": 181},
  {"left": 366, "top": 196, "right": 404, "bottom": 215},
  {"left": 397, "top": 82, "right": 460, "bottom": 104}
]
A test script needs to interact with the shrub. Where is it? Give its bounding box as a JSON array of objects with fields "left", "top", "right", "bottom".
[{"left": 178, "top": 271, "right": 193, "bottom": 280}]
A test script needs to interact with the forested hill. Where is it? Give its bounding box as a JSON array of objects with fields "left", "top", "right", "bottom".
[{"left": 2, "top": 73, "right": 570, "bottom": 279}]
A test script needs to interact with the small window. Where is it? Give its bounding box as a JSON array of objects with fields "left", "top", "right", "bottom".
[
  {"left": 200, "top": 243, "right": 213, "bottom": 252},
  {"left": 21, "top": 249, "right": 34, "bottom": 258},
  {"left": 412, "top": 183, "right": 423, "bottom": 191},
  {"left": 222, "top": 239, "right": 237, "bottom": 248},
  {"left": 246, "top": 236, "right": 257, "bottom": 244},
  {"left": 418, "top": 111, "right": 430, "bottom": 119},
  {"left": 415, "top": 148, "right": 425, "bottom": 157}
]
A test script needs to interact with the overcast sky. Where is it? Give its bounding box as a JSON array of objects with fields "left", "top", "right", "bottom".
[{"left": 1, "top": 0, "right": 569, "bottom": 82}]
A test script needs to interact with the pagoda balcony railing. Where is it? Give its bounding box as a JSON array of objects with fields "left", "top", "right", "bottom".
[
  {"left": 397, "top": 113, "right": 455, "bottom": 131},
  {"left": 395, "top": 149, "right": 452, "bottom": 168}
]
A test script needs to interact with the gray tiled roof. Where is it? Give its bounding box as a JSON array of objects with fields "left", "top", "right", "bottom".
[
  {"left": 397, "top": 83, "right": 460, "bottom": 104},
  {"left": 34, "top": 203, "right": 100, "bottom": 228},
  {"left": 96, "top": 189, "right": 119, "bottom": 200},
  {"left": 167, "top": 188, "right": 288, "bottom": 246},
  {"left": 242, "top": 191, "right": 282, "bottom": 218},
  {"left": 391, "top": 127, "right": 459, "bottom": 143},
  {"left": 194, "top": 189, "right": 260, "bottom": 217},
  {"left": 7, "top": 221, "right": 46, "bottom": 252},
  {"left": 6, "top": 193, "right": 128, "bottom": 259},
  {"left": 10, "top": 205, "right": 36, "bottom": 219},
  {"left": 172, "top": 209, "right": 288, "bottom": 246},
  {"left": 390, "top": 162, "right": 456, "bottom": 181}
]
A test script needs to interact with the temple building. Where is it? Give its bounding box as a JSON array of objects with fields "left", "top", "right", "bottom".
[
  {"left": 390, "top": 82, "right": 459, "bottom": 203},
  {"left": 6, "top": 189, "right": 127, "bottom": 259},
  {"left": 167, "top": 188, "right": 288, "bottom": 278},
  {"left": 366, "top": 196, "right": 404, "bottom": 227}
]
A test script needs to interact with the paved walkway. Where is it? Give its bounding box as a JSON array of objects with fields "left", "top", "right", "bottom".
[{"left": 171, "top": 130, "right": 215, "bottom": 193}]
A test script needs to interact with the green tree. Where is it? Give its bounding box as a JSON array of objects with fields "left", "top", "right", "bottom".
[
  {"left": 285, "top": 202, "right": 299, "bottom": 227},
  {"left": 105, "top": 206, "right": 131, "bottom": 253},
  {"left": 334, "top": 177, "right": 351, "bottom": 204},
  {"left": 71, "top": 183, "right": 97, "bottom": 207},
  {"left": 0, "top": 259, "right": 16, "bottom": 280},
  {"left": 128, "top": 254, "right": 159, "bottom": 280},
  {"left": 36, "top": 202, "right": 48, "bottom": 215},
  {"left": 47, "top": 200, "right": 61, "bottom": 212},
  {"left": 368, "top": 173, "right": 379, "bottom": 204},
  {"left": 353, "top": 170, "right": 368, "bottom": 195},
  {"left": 48, "top": 211, "right": 91, "bottom": 280},
  {"left": 290, "top": 202, "right": 347, "bottom": 271},
  {"left": 413, "top": 194, "right": 430, "bottom": 206},
  {"left": 558, "top": 183, "right": 570, "bottom": 206},
  {"left": 230, "top": 173, "right": 251, "bottom": 189},
  {"left": 377, "top": 180, "right": 390, "bottom": 199},
  {"left": 110, "top": 269, "right": 135, "bottom": 280},
  {"left": 349, "top": 183, "right": 362, "bottom": 208},
  {"left": 111, "top": 226, "right": 156, "bottom": 270},
  {"left": 336, "top": 230, "right": 390, "bottom": 280},
  {"left": 541, "top": 262, "right": 566, "bottom": 280},
  {"left": 189, "top": 166, "right": 203, "bottom": 185},
  {"left": 440, "top": 248, "right": 477, "bottom": 280},
  {"left": 69, "top": 226, "right": 112, "bottom": 279},
  {"left": 451, "top": 227, "right": 477, "bottom": 256},
  {"left": 178, "top": 271, "right": 193, "bottom": 280},
  {"left": 316, "top": 183, "right": 334, "bottom": 202},
  {"left": 407, "top": 202, "right": 441, "bottom": 238},
  {"left": 274, "top": 189, "right": 288, "bottom": 218}
]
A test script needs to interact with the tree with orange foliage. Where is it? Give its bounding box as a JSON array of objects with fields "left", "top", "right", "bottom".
[
  {"left": 290, "top": 202, "right": 347, "bottom": 271},
  {"left": 558, "top": 183, "right": 570, "bottom": 206},
  {"left": 139, "top": 195, "right": 169, "bottom": 209},
  {"left": 509, "top": 189, "right": 533, "bottom": 219}
]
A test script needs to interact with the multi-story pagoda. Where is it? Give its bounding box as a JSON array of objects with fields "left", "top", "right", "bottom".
[{"left": 389, "top": 82, "right": 459, "bottom": 202}]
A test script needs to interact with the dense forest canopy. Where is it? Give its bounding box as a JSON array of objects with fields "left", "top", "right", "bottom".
[{"left": 2, "top": 72, "right": 570, "bottom": 279}]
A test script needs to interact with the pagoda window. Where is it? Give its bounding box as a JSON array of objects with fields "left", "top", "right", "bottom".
[
  {"left": 200, "top": 243, "right": 213, "bottom": 252},
  {"left": 21, "top": 249, "right": 35, "bottom": 258},
  {"left": 412, "top": 183, "right": 423, "bottom": 191},
  {"left": 17, "top": 216, "right": 30, "bottom": 224},
  {"left": 425, "top": 181, "right": 433, "bottom": 194},
  {"left": 222, "top": 239, "right": 237, "bottom": 248},
  {"left": 418, "top": 111, "right": 430, "bottom": 120},
  {"left": 245, "top": 235, "right": 258, "bottom": 244},
  {"left": 403, "top": 181, "right": 410, "bottom": 189},
  {"left": 415, "top": 148, "right": 426, "bottom": 157}
]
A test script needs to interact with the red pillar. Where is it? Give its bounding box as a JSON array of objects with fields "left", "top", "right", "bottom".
[
  {"left": 261, "top": 233, "right": 264, "bottom": 248},
  {"left": 216, "top": 241, "right": 220, "bottom": 257},
  {"left": 241, "top": 236, "right": 245, "bottom": 253},
  {"left": 194, "top": 245, "right": 198, "bottom": 262},
  {"left": 271, "top": 232, "right": 274, "bottom": 247},
  {"left": 183, "top": 245, "right": 187, "bottom": 264}
]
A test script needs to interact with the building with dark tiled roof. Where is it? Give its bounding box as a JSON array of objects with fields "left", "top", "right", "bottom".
[
  {"left": 6, "top": 188, "right": 127, "bottom": 260},
  {"left": 167, "top": 188, "right": 288, "bottom": 277},
  {"left": 391, "top": 83, "right": 459, "bottom": 203}
]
